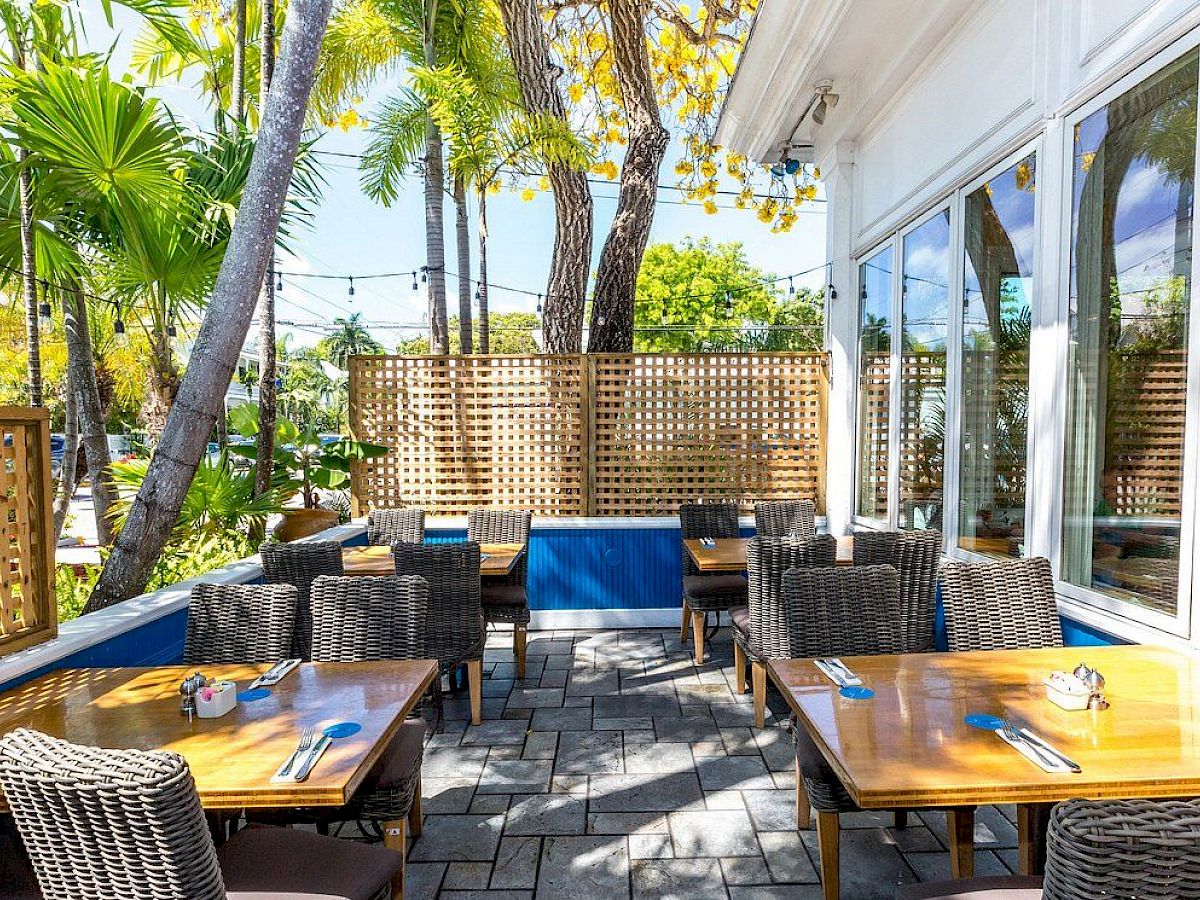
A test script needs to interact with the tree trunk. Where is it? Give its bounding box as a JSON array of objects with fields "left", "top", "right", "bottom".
[
  {"left": 64, "top": 282, "right": 116, "bottom": 547},
  {"left": 86, "top": 0, "right": 334, "bottom": 612},
  {"left": 232, "top": 0, "right": 247, "bottom": 122},
  {"left": 254, "top": 0, "right": 278, "bottom": 520},
  {"left": 141, "top": 324, "right": 179, "bottom": 440},
  {"left": 477, "top": 189, "right": 490, "bottom": 354},
  {"left": 423, "top": 1, "right": 449, "bottom": 354},
  {"left": 497, "top": 0, "right": 592, "bottom": 353},
  {"left": 17, "top": 155, "right": 41, "bottom": 406},
  {"left": 587, "top": 0, "right": 668, "bottom": 353},
  {"left": 454, "top": 176, "right": 473, "bottom": 353},
  {"left": 52, "top": 357, "right": 78, "bottom": 542}
]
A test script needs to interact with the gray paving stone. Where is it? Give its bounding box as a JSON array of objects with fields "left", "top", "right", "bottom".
[
  {"left": 567, "top": 669, "right": 620, "bottom": 695},
  {"left": 539, "top": 668, "right": 569, "bottom": 688},
  {"left": 477, "top": 759, "right": 553, "bottom": 794},
  {"left": 595, "top": 694, "right": 680, "bottom": 718},
  {"left": 629, "top": 833, "right": 674, "bottom": 860},
  {"left": 705, "top": 789, "right": 747, "bottom": 810},
  {"left": 669, "top": 809, "right": 760, "bottom": 857},
  {"left": 423, "top": 778, "right": 477, "bottom": 814},
  {"left": 505, "top": 793, "right": 587, "bottom": 835},
  {"left": 631, "top": 858, "right": 726, "bottom": 899},
  {"left": 483, "top": 679, "right": 517, "bottom": 698},
  {"left": 422, "top": 746, "right": 489, "bottom": 779},
  {"left": 697, "top": 754, "right": 776, "bottom": 790},
  {"left": 727, "top": 887, "right": 825, "bottom": 899},
  {"left": 440, "top": 892, "right": 533, "bottom": 899},
  {"left": 403, "top": 862, "right": 447, "bottom": 900},
  {"left": 490, "top": 836, "right": 541, "bottom": 890},
  {"left": 595, "top": 716, "right": 652, "bottom": 731},
  {"left": 905, "top": 849, "right": 1011, "bottom": 882},
  {"left": 918, "top": 807, "right": 1018, "bottom": 849},
  {"left": 588, "top": 812, "right": 669, "bottom": 834},
  {"left": 530, "top": 706, "right": 593, "bottom": 731},
  {"left": 589, "top": 772, "right": 704, "bottom": 812},
  {"left": 537, "top": 835, "right": 631, "bottom": 899},
  {"left": 721, "top": 726, "right": 762, "bottom": 755},
  {"left": 522, "top": 730, "right": 558, "bottom": 760},
  {"left": 505, "top": 687, "right": 564, "bottom": 708},
  {"left": 654, "top": 715, "right": 720, "bottom": 743},
  {"left": 744, "top": 789, "right": 798, "bottom": 831},
  {"left": 624, "top": 740, "right": 693, "bottom": 774},
  {"left": 470, "top": 794, "right": 511, "bottom": 815},
  {"left": 759, "top": 831, "right": 819, "bottom": 883},
  {"left": 624, "top": 729, "right": 657, "bottom": 744},
  {"left": 799, "top": 828, "right": 912, "bottom": 900},
  {"left": 409, "top": 814, "right": 504, "bottom": 862},
  {"left": 721, "top": 856, "right": 774, "bottom": 886},
  {"left": 443, "top": 861, "right": 493, "bottom": 890},
  {"left": 543, "top": 653, "right": 574, "bottom": 670},
  {"left": 557, "top": 730, "right": 623, "bottom": 774},
  {"left": 460, "top": 720, "right": 530, "bottom": 746}
]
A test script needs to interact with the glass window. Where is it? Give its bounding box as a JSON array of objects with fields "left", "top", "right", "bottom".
[
  {"left": 857, "top": 246, "right": 894, "bottom": 521},
  {"left": 959, "top": 155, "right": 1037, "bottom": 557},
  {"left": 899, "top": 213, "right": 950, "bottom": 531},
  {"left": 1062, "top": 51, "right": 1197, "bottom": 617}
]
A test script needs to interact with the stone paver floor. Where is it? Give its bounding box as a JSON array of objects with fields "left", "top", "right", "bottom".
[{"left": 404, "top": 627, "right": 1022, "bottom": 899}]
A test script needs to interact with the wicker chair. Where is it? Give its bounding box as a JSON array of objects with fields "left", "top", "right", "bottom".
[
  {"left": 467, "top": 508, "right": 532, "bottom": 678},
  {"left": 778, "top": 565, "right": 959, "bottom": 900},
  {"left": 851, "top": 529, "right": 899, "bottom": 566},
  {"left": 393, "top": 541, "right": 485, "bottom": 725},
  {"left": 367, "top": 507, "right": 426, "bottom": 546},
  {"left": 679, "top": 501, "right": 748, "bottom": 664},
  {"left": 939, "top": 556, "right": 1062, "bottom": 652},
  {"left": 260, "top": 540, "right": 344, "bottom": 660},
  {"left": 754, "top": 500, "right": 817, "bottom": 538},
  {"left": 730, "top": 535, "right": 836, "bottom": 726},
  {"left": 183, "top": 583, "right": 297, "bottom": 665},
  {"left": 897, "top": 797, "right": 1200, "bottom": 899},
  {"left": 1, "top": 814, "right": 40, "bottom": 900},
  {"left": 0, "top": 728, "right": 402, "bottom": 900}
]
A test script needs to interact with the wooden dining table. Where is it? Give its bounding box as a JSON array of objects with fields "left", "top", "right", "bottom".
[
  {"left": 684, "top": 534, "right": 855, "bottom": 572},
  {"left": 769, "top": 644, "right": 1200, "bottom": 883},
  {"left": 0, "top": 660, "right": 436, "bottom": 813},
  {"left": 342, "top": 543, "right": 525, "bottom": 577}
]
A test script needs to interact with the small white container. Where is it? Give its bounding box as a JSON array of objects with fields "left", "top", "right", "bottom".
[
  {"left": 1044, "top": 672, "right": 1090, "bottom": 711},
  {"left": 196, "top": 682, "right": 238, "bottom": 719}
]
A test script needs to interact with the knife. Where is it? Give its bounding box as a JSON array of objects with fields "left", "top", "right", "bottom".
[
  {"left": 293, "top": 735, "right": 332, "bottom": 782},
  {"left": 826, "top": 658, "right": 863, "bottom": 686},
  {"left": 814, "top": 659, "right": 848, "bottom": 687},
  {"left": 250, "top": 660, "right": 285, "bottom": 690},
  {"left": 1018, "top": 726, "right": 1082, "bottom": 774}
]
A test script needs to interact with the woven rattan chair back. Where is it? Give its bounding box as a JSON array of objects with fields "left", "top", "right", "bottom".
[
  {"left": 754, "top": 500, "right": 817, "bottom": 538},
  {"left": 746, "top": 536, "right": 836, "bottom": 658},
  {"left": 780, "top": 565, "right": 905, "bottom": 657},
  {"left": 309, "top": 575, "right": 428, "bottom": 662},
  {"left": 1042, "top": 798, "right": 1200, "bottom": 899},
  {"left": 939, "top": 556, "right": 1062, "bottom": 652},
  {"left": 894, "top": 530, "right": 941, "bottom": 652},
  {"left": 679, "top": 502, "right": 741, "bottom": 577},
  {"left": 852, "top": 530, "right": 899, "bottom": 567},
  {"left": 367, "top": 507, "right": 425, "bottom": 546},
  {"left": 260, "top": 540, "right": 345, "bottom": 660},
  {"left": 184, "top": 583, "right": 297, "bottom": 665},
  {"left": 467, "top": 508, "right": 531, "bottom": 586},
  {"left": 392, "top": 541, "right": 483, "bottom": 668},
  {"left": 0, "top": 728, "right": 225, "bottom": 900}
]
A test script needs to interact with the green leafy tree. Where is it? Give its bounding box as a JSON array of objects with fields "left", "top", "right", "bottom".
[
  {"left": 318, "top": 311, "right": 384, "bottom": 369},
  {"left": 396, "top": 311, "right": 541, "bottom": 355}
]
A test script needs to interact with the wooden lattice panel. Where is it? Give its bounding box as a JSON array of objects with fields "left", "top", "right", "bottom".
[
  {"left": 0, "top": 407, "right": 55, "bottom": 658},
  {"left": 350, "top": 356, "right": 587, "bottom": 516},
  {"left": 898, "top": 352, "right": 947, "bottom": 524},
  {"left": 856, "top": 352, "right": 891, "bottom": 519},
  {"left": 589, "top": 354, "right": 828, "bottom": 515}
]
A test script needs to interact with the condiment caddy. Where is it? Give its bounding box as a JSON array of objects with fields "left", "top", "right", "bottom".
[{"left": 1043, "top": 662, "right": 1108, "bottom": 711}]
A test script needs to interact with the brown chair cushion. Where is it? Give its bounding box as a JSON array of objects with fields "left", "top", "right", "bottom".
[
  {"left": 683, "top": 573, "right": 748, "bottom": 600},
  {"left": 220, "top": 824, "right": 402, "bottom": 900},
  {"left": 729, "top": 605, "right": 750, "bottom": 637},
  {"left": 895, "top": 877, "right": 1043, "bottom": 900},
  {"left": 482, "top": 584, "right": 527, "bottom": 607},
  {"left": 361, "top": 720, "right": 424, "bottom": 791}
]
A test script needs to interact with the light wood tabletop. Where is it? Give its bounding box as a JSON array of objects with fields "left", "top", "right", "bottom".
[
  {"left": 770, "top": 645, "right": 1200, "bottom": 876},
  {"left": 342, "top": 543, "right": 525, "bottom": 577},
  {"left": 684, "top": 535, "right": 854, "bottom": 572},
  {"left": 0, "top": 660, "right": 437, "bottom": 812}
]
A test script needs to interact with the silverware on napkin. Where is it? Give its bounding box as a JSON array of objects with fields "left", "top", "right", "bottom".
[
  {"left": 293, "top": 734, "right": 332, "bottom": 782},
  {"left": 250, "top": 658, "right": 301, "bottom": 690},
  {"left": 1012, "top": 721, "right": 1082, "bottom": 773},
  {"left": 814, "top": 659, "right": 849, "bottom": 688},
  {"left": 277, "top": 727, "right": 314, "bottom": 779}
]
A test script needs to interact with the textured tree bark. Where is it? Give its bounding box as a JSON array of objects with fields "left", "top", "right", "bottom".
[
  {"left": 64, "top": 283, "right": 115, "bottom": 547},
  {"left": 18, "top": 156, "right": 41, "bottom": 406},
  {"left": 254, "top": 0, "right": 278, "bottom": 515},
  {"left": 87, "top": 0, "right": 334, "bottom": 611},
  {"left": 52, "top": 360, "right": 78, "bottom": 542},
  {"left": 423, "top": 1, "right": 449, "bottom": 354},
  {"left": 497, "top": 0, "right": 592, "bottom": 353},
  {"left": 232, "top": 0, "right": 247, "bottom": 121},
  {"left": 477, "top": 190, "right": 490, "bottom": 354},
  {"left": 587, "top": 0, "right": 669, "bottom": 352},
  {"left": 454, "top": 176, "right": 473, "bottom": 353},
  {"left": 141, "top": 313, "right": 180, "bottom": 440}
]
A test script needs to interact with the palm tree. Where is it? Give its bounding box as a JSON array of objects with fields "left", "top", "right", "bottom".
[
  {"left": 321, "top": 312, "right": 383, "bottom": 369},
  {"left": 89, "top": 0, "right": 335, "bottom": 610}
]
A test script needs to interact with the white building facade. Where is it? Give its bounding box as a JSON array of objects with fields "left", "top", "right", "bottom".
[{"left": 718, "top": 0, "right": 1200, "bottom": 647}]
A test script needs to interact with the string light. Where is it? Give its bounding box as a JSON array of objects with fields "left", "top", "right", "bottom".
[
  {"left": 37, "top": 280, "right": 51, "bottom": 330},
  {"left": 411, "top": 271, "right": 418, "bottom": 291},
  {"left": 167, "top": 323, "right": 177, "bottom": 338},
  {"left": 828, "top": 282, "right": 838, "bottom": 301},
  {"left": 276, "top": 273, "right": 283, "bottom": 291},
  {"left": 536, "top": 293, "right": 542, "bottom": 315},
  {"left": 788, "top": 276, "right": 795, "bottom": 295},
  {"left": 420, "top": 267, "right": 428, "bottom": 284},
  {"left": 113, "top": 316, "right": 128, "bottom": 347},
  {"left": 724, "top": 290, "right": 733, "bottom": 315},
  {"left": 347, "top": 276, "right": 355, "bottom": 298},
  {"left": 474, "top": 288, "right": 481, "bottom": 302}
]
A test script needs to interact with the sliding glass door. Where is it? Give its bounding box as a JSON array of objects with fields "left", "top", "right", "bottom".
[{"left": 856, "top": 247, "right": 894, "bottom": 523}]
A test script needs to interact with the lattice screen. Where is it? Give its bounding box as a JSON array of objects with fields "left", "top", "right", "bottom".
[
  {"left": 856, "top": 353, "right": 891, "bottom": 519},
  {"left": 0, "top": 408, "right": 55, "bottom": 657},
  {"left": 898, "top": 352, "right": 947, "bottom": 528},
  {"left": 350, "top": 354, "right": 829, "bottom": 517}
]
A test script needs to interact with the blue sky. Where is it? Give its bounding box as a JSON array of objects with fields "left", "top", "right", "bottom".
[{"left": 84, "top": 3, "right": 827, "bottom": 349}]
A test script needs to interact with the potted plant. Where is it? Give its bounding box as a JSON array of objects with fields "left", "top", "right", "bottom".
[{"left": 228, "top": 403, "right": 388, "bottom": 541}]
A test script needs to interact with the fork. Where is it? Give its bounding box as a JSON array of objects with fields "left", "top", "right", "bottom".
[
  {"left": 279, "top": 727, "right": 314, "bottom": 778},
  {"left": 999, "top": 719, "right": 1059, "bottom": 770}
]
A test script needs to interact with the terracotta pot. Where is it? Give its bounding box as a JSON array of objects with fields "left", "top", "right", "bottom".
[{"left": 273, "top": 508, "right": 340, "bottom": 542}]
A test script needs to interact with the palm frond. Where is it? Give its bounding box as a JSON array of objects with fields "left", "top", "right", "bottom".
[{"left": 359, "top": 87, "right": 427, "bottom": 205}]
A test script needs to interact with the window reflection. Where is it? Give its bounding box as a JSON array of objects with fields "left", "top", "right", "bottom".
[
  {"left": 899, "top": 213, "right": 950, "bottom": 531},
  {"left": 1062, "top": 51, "right": 1196, "bottom": 616},
  {"left": 857, "top": 247, "right": 894, "bottom": 521},
  {"left": 959, "top": 155, "right": 1036, "bottom": 557}
]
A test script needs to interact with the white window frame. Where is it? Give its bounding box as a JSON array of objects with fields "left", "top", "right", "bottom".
[{"left": 1047, "top": 35, "right": 1200, "bottom": 639}]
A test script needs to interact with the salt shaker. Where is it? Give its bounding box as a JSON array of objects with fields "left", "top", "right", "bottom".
[
  {"left": 179, "top": 672, "right": 208, "bottom": 722},
  {"left": 1084, "top": 667, "right": 1108, "bottom": 711}
]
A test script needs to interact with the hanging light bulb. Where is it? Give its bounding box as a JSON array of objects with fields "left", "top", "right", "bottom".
[
  {"left": 861, "top": 283, "right": 868, "bottom": 301},
  {"left": 274, "top": 376, "right": 283, "bottom": 390},
  {"left": 420, "top": 267, "right": 428, "bottom": 284},
  {"left": 348, "top": 276, "right": 355, "bottom": 298},
  {"left": 412, "top": 271, "right": 419, "bottom": 291},
  {"left": 474, "top": 288, "right": 481, "bottom": 303},
  {"left": 724, "top": 290, "right": 733, "bottom": 315},
  {"left": 536, "top": 293, "right": 543, "bottom": 315},
  {"left": 167, "top": 323, "right": 177, "bottom": 338},
  {"left": 37, "top": 302, "right": 51, "bottom": 330},
  {"left": 661, "top": 306, "right": 668, "bottom": 327},
  {"left": 828, "top": 282, "right": 838, "bottom": 301},
  {"left": 788, "top": 277, "right": 796, "bottom": 296},
  {"left": 276, "top": 272, "right": 283, "bottom": 291},
  {"left": 113, "top": 316, "right": 128, "bottom": 346}
]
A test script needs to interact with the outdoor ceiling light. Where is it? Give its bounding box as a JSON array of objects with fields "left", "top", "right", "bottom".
[
  {"left": 113, "top": 317, "right": 127, "bottom": 346},
  {"left": 811, "top": 81, "right": 839, "bottom": 125}
]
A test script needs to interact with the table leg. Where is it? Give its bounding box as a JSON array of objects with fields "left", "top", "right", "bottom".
[
  {"left": 691, "top": 611, "right": 706, "bottom": 664},
  {"left": 680, "top": 602, "right": 690, "bottom": 643},
  {"left": 795, "top": 757, "right": 810, "bottom": 830},
  {"left": 1017, "top": 802, "right": 1053, "bottom": 875},
  {"left": 815, "top": 811, "right": 840, "bottom": 900},
  {"left": 383, "top": 818, "right": 406, "bottom": 898},
  {"left": 467, "top": 658, "right": 482, "bottom": 726},
  {"left": 947, "top": 807, "right": 975, "bottom": 879}
]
